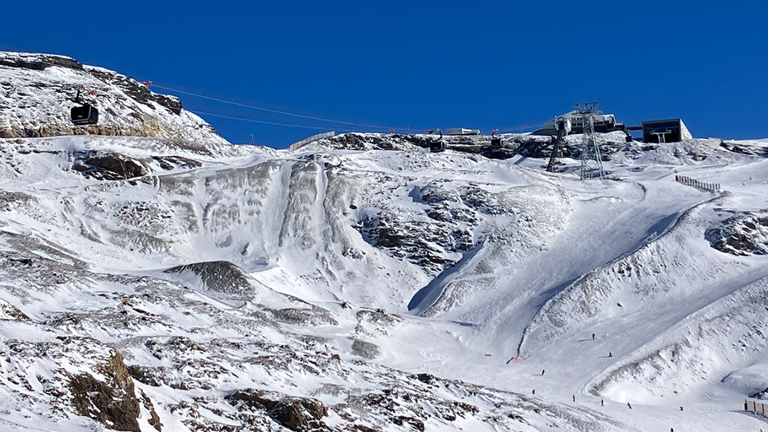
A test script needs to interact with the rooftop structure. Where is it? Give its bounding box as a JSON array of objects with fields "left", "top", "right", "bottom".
[{"left": 642, "top": 119, "right": 692, "bottom": 143}]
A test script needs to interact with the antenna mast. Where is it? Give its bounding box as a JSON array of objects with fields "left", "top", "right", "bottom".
[{"left": 575, "top": 101, "right": 605, "bottom": 180}]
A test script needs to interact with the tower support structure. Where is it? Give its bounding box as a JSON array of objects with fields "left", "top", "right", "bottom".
[
  {"left": 576, "top": 102, "right": 605, "bottom": 180},
  {"left": 547, "top": 117, "right": 570, "bottom": 172}
]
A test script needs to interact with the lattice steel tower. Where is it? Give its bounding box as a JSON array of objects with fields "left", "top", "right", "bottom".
[{"left": 576, "top": 101, "right": 605, "bottom": 180}]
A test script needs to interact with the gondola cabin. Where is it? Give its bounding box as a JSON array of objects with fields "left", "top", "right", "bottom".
[
  {"left": 71, "top": 103, "right": 99, "bottom": 126},
  {"left": 430, "top": 140, "right": 445, "bottom": 152}
]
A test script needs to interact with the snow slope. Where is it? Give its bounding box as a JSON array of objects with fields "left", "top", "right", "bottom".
[{"left": 1, "top": 54, "right": 768, "bottom": 431}]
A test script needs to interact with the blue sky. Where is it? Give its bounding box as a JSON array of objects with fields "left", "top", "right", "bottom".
[{"left": 2, "top": 1, "right": 767, "bottom": 148}]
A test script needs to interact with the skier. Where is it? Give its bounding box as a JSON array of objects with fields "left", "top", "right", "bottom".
[
  {"left": 627, "top": 402, "right": 632, "bottom": 409},
  {"left": 532, "top": 389, "right": 535, "bottom": 395},
  {"left": 572, "top": 394, "right": 576, "bottom": 402},
  {"left": 541, "top": 369, "right": 545, "bottom": 376},
  {"left": 601, "top": 399, "right": 604, "bottom": 407},
  {"left": 608, "top": 352, "right": 613, "bottom": 357},
  {"left": 592, "top": 333, "right": 595, "bottom": 340}
]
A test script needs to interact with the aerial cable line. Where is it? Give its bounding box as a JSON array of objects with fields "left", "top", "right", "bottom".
[
  {"left": 152, "top": 84, "right": 395, "bottom": 131},
  {"left": 153, "top": 84, "right": 545, "bottom": 135},
  {"left": 194, "top": 111, "right": 335, "bottom": 131},
  {"left": 497, "top": 124, "right": 544, "bottom": 133}
]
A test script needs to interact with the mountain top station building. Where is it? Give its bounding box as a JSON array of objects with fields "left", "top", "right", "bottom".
[{"left": 642, "top": 119, "right": 692, "bottom": 143}]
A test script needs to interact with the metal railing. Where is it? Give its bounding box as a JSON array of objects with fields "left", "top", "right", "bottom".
[{"left": 289, "top": 131, "right": 335, "bottom": 151}]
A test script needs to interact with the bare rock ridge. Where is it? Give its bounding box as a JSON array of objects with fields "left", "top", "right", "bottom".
[
  {"left": 0, "top": 52, "right": 85, "bottom": 71},
  {"left": 312, "top": 131, "right": 737, "bottom": 166}
]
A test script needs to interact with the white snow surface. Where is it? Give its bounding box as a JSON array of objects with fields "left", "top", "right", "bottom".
[{"left": 2, "top": 53, "right": 768, "bottom": 432}]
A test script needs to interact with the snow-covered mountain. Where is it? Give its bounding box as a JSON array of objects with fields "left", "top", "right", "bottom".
[{"left": 1, "top": 53, "right": 768, "bottom": 432}]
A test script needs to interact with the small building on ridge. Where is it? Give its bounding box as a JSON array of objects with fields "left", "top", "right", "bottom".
[{"left": 642, "top": 119, "right": 692, "bottom": 143}]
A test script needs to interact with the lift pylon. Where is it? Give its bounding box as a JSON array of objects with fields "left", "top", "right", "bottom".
[
  {"left": 547, "top": 117, "right": 570, "bottom": 172},
  {"left": 576, "top": 102, "right": 605, "bottom": 180}
]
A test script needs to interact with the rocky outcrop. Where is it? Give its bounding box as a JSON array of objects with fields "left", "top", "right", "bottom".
[
  {"left": 514, "top": 133, "right": 626, "bottom": 160},
  {"left": 720, "top": 140, "right": 768, "bottom": 157},
  {"left": 0, "top": 336, "right": 157, "bottom": 432},
  {"left": 69, "top": 352, "right": 144, "bottom": 432},
  {"left": 227, "top": 389, "right": 329, "bottom": 432},
  {"left": 269, "top": 307, "right": 339, "bottom": 326},
  {"left": 351, "top": 339, "right": 381, "bottom": 359},
  {"left": 706, "top": 213, "right": 768, "bottom": 256},
  {"left": 319, "top": 132, "right": 519, "bottom": 159},
  {"left": 0, "top": 51, "right": 84, "bottom": 71},
  {"left": 73, "top": 151, "right": 148, "bottom": 180},
  {"left": 356, "top": 181, "right": 514, "bottom": 274},
  {"left": 0, "top": 298, "right": 30, "bottom": 321},
  {"left": 165, "top": 260, "right": 254, "bottom": 296}
]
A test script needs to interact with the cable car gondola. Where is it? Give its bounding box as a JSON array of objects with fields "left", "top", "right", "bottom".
[
  {"left": 491, "top": 129, "right": 502, "bottom": 147},
  {"left": 429, "top": 129, "right": 445, "bottom": 153},
  {"left": 71, "top": 90, "right": 99, "bottom": 126}
]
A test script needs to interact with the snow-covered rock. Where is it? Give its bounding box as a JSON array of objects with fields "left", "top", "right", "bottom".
[{"left": 0, "top": 51, "right": 229, "bottom": 151}]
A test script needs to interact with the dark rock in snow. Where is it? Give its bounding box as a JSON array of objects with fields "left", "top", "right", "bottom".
[
  {"left": 351, "top": 339, "right": 381, "bottom": 359},
  {"left": 0, "top": 52, "right": 84, "bottom": 71},
  {"left": 706, "top": 213, "right": 768, "bottom": 255},
  {"left": 753, "top": 387, "right": 768, "bottom": 400},
  {"left": 165, "top": 260, "right": 254, "bottom": 296},
  {"left": 75, "top": 151, "right": 148, "bottom": 180},
  {"left": 69, "top": 352, "right": 144, "bottom": 432},
  {"left": 226, "top": 389, "right": 329, "bottom": 432},
  {"left": 270, "top": 307, "right": 339, "bottom": 326}
]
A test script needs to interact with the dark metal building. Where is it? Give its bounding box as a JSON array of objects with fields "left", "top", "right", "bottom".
[{"left": 642, "top": 119, "right": 692, "bottom": 143}]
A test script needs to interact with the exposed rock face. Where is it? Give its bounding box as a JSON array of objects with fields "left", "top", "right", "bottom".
[
  {"left": 269, "top": 306, "right": 339, "bottom": 326},
  {"left": 514, "top": 132, "right": 626, "bottom": 160},
  {"left": 706, "top": 213, "right": 768, "bottom": 255},
  {"left": 0, "top": 335, "right": 160, "bottom": 432},
  {"left": 0, "top": 298, "right": 30, "bottom": 321},
  {"left": 165, "top": 260, "right": 254, "bottom": 296},
  {"left": 226, "top": 389, "right": 329, "bottom": 432},
  {"left": 356, "top": 181, "right": 516, "bottom": 274},
  {"left": 69, "top": 352, "right": 143, "bottom": 432},
  {"left": 318, "top": 132, "right": 519, "bottom": 159},
  {"left": 0, "top": 52, "right": 84, "bottom": 71},
  {"left": 355, "top": 308, "right": 401, "bottom": 336},
  {"left": 73, "top": 151, "right": 148, "bottom": 180},
  {"left": 720, "top": 140, "right": 768, "bottom": 157},
  {"left": 351, "top": 338, "right": 381, "bottom": 359}
]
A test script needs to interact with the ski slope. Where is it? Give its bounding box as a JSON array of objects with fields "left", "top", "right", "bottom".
[{"left": 0, "top": 129, "right": 767, "bottom": 431}]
